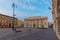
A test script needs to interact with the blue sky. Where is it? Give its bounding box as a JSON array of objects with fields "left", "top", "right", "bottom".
[{"left": 0, "top": 0, "right": 52, "bottom": 22}]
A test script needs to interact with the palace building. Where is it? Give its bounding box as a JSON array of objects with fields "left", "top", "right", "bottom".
[
  {"left": 0, "top": 14, "right": 23, "bottom": 28},
  {"left": 52, "top": 0, "right": 60, "bottom": 39},
  {"left": 24, "top": 16, "right": 48, "bottom": 28}
]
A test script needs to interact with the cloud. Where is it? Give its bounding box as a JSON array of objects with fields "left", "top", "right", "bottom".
[
  {"left": 0, "top": 0, "right": 6, "bottom": 2},
  {"left": 0, "top": 0, "right": 32, "bottom": 20},
  {"left": 26, "top": 0, "right": 37, "bottom": 3},
  {"left": 17, "top": 0, "right": 36, "bottom": 10},
  {"left": 18, "top": 0, "right": 34, "bottom": 3},
  {"left": 20, "top": 5, "right": 36, "bottom": 10},
  {"left": 0, "top": 0, "right": 15, "bottom": 16},
  {"left": 0, "top": 0, "right": 52, "bottom": 21},
  {"left": 17, "top": 0, "right": 51, "bottom": 10},
  {"left": 0, "top": 9, "right": 30, "bottom": 20},
  {"left": 0, "top": 9, "right": 13, "bottom": 16},
  {"left": 41, "top": 0, "right": 52, "bottom": 5}
]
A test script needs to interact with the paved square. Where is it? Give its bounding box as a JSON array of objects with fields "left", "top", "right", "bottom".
[{"left": 0, "top": 28, "right": 59, "bottom": 40}]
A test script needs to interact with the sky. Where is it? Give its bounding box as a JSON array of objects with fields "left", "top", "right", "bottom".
[{"left": 0, "top": 0, "right": 52, "bottom": 22}]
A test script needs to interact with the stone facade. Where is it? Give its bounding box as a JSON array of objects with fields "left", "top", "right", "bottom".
[
  {"left": 0, "top": 14, "right": 23, "bottom": 28},
  {"left": 17, "top": 20, "right": 23, "bottom": 28},
  {"left": 52, "top": 0, "right": 60, "bottom": 39},
  {"left": 24, "top": 16, "right": 48, "bottom": 28}
]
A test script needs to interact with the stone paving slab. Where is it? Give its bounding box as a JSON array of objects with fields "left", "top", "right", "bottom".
[
  {"left": 0, "top": 28, "right": 59, "bottom": 40},
  {"left": 0, "top": 28, "right": 40, "bottom": 40},
  {"left": 11, "top": 28, "right": 59, "bottom": 40}
]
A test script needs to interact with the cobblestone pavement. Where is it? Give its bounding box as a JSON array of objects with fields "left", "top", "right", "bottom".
[{"left": 0, "top": 28, "right": 59, "bottom": 40}]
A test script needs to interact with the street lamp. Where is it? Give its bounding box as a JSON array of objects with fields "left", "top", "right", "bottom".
[{"left": 12, "top": 3, "right": 17, "bottom": 30}]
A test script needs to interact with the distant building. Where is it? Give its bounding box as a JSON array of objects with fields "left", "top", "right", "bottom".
[
  {"left": 17, "top": 20, "right": 23, "bottom": 28},
  {"left": 48, "top": 22, "right": 53, "bottom": 28},
  {"left": 0, "top": 14, "right": 23, "bottom": 28},
  {"left": 52, "top": 0, "right": 60, "bottom": 39},
  {"left": 24, "top": 16, "right": 48, "bottom": 28}
]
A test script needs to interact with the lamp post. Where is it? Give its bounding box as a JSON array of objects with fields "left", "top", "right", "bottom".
[{"left": 12, "top": 3, "right": 17, "bottom": 30}]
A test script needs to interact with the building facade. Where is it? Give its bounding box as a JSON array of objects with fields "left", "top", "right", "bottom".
[
  {"left": 0, "top": 14, "right": 23, "bottom": 28},
  {"left": 52, "top": 0, "right": 60, "bottom": 39},
  {"left": 24, "top": 16, "right": 48, "bottom": 28},
  {"left": 17, "top": 20, "right": 23, "bottom": 28}
]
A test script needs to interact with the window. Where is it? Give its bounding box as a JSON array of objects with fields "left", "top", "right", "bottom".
[
  {"left": 6, "top": 17, "right": 8, "bottom": 23},
  {"left": 37, "top": 21, "right": 39, "bottom": 23},
  {"left": 6, "top": 19, "right": 8, "bottom": 23},
  {"left": 24, "top": 21, "right": 27, "bottom": 24},
  {"left": 0, "top": 18, "right": 2, "bottom": 23}
]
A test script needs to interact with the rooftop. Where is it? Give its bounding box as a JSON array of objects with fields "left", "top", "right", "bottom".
[{"left": 24, "top": 16, "right": 48, "bottom": 20}]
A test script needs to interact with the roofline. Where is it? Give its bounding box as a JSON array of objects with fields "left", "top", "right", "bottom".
[{"left": 0, "top": 14, "right": 17, "bottom": 19}]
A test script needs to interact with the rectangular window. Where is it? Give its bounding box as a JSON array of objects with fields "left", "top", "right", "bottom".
[
  {"left": 0, "top": 18, "right": 2, "bottom": 23},
  {"left": 0, "top": 15, "right": 1, "bottom": 23}
]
